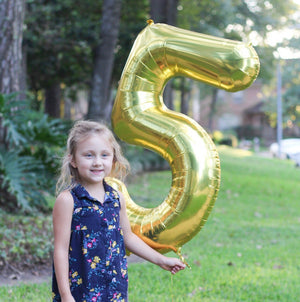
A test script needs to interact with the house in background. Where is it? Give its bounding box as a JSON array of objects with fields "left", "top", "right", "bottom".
[
  {"left": 191, "top": 81, "right": 277, "bottom": 146},
  {"left": 65, "top": 79, "right": 299, "bottom": 148}
]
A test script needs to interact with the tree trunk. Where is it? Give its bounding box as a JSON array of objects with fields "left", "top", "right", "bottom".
[
  {"left": 87, "top": 0, "right": 122, "bottom": 122},
  {"left": 0, "top": 0, "right": 25, "bottom": 207},
  {"left": 166, "top": 0, "right": 178, "bottom": 26},
  {"left": 163, "top": 83, "right": 174, "bottom": 110},
  {"left": 150, "top": 0, "right": 178, "bottom": 25},
  {"left": 45, "top": 82, "right": 61, "bottom": 118},
  {"left": 0, "top": 0, "right": 25, "bottom": 94},
  {"left": 208, "top": 88, "right": 218, "bottom": 132},
  {"left": 150, "top": 0, "right": 167, "bottom": 23},
  {"left": 63, "top": 97, "right": 72, "bottom": 120},
  {"left": 19, "top": 42, "right": 27, "bottom": 99},
  {"left": 150, "top": 0, "right": 178, "bottom": 110},
  {"left": 180, "top": 77, "right": 189, "bottom": 115},
  {"left": 0, "top": 0, "right": 25, "bottom": 146}
]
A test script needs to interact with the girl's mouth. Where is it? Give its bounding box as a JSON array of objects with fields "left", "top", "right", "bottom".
[{"left": 91, "top": 169, "right": 103, "bottom": 174}]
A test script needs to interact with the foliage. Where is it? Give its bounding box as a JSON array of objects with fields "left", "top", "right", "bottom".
[
  {"left": 25, "top": 0, "right": 149, "bottom": 104},
  {"left": 281, "top": 59, "right": 300, "bottom": 129},
  {"left": 212, "top": 130, "right": 238, "bottom": 147},
  {"left": 178, "top": 0, "right": 298, "bottom": 39},
  {"left": 23, "top": 0, "right": 299, "bottom": 125},
  {"left": 177, "top": 0, "right": 298, "bottom": 85},
  {"left": 25, "top": 0, "right": 101, "bottom": 91},
  {"left": 112, "top": 0, "right": 149, "bottom": 84},
  {"left": 0, "top": 93, "right": 70, "bottom": 212},
  {"left": 263, "top": 57, "right": 300, "bottom": 132}
]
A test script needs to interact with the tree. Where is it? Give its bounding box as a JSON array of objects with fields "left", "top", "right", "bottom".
[
  {"left": 0, "top": 0, "right": 62, "bottom": 212},
  {"left": 150, "top": 0, "right": 178, "bottom": 25},
  {"left": 0, "top": 0, "right": 25, "bottom": 146},
  {"left": 178, "top": 0, "right": 298, "bottom": 81},
  {"left": 25, "top": 0, "right": 149, "bottom": 120},
  {"left": 113, "top": 0, "right": 149, "bottom": 84},
  {"left": 150, "top": 0, "right": 179, "bottom": 110},
  {"left": 264, "top": 55, "right": 300, "bottom": 136},
  {"left": 0, "top": 0, "right": 25, "bottom": 94},
  {"left": 87, "top": 0, "right": 122, "bottom": 122},
  {"left": 277, "top": 32, "right": 300, "bottom": 133},
  {"left": 24, "top": 0, "right": 149, "bottom": 120},
  {"left": 176, "top": 0, "right": 298, "bottom": 131},
  {"left": 282, "top": 59, "right": 300, "bottom": 129},
  {"left": 25, "top": 0, "right": 100, "bottom": 117}
]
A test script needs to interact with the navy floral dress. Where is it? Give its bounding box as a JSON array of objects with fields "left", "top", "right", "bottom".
[{"left": 52, "top": 180, "right": 128, "bottom": 302}]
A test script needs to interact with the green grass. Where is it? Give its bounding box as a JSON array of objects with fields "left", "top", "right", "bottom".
[
  {"left": 1, "top": 146, "right": 300, "bottom": 301},
  {"left": 0, "top": 283, "right": 50, "bottom": 302}
]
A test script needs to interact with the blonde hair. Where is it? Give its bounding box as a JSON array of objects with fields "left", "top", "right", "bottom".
[{"left": 56, "top": 120, "right": 130, "bottom": 195}]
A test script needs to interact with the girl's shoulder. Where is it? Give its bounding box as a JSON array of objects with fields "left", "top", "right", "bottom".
[
  {"left": 54, "top": 190, "right": 74, "bottom": 211},
  {"left": 53, "top": 190, "right": 74, "bottom": 227},
  {"left": 56, "top": 189, "right": 73, "bottom": 200}
]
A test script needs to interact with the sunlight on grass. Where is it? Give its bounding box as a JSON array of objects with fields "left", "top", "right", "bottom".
[{"left": 217, "top": 145, "right": 253, "bottom": 157}]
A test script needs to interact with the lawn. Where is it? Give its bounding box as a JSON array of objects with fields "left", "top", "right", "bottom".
[{"left": 1, "top": 146, "right": 299, "bottom": 301}]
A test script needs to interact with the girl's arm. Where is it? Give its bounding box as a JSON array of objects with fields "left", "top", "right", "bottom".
[
  {"left": 53, "top": 191, "right": 75, "bottom": 302},
  {"left": 119, "top": 192, "right": 186, "bottom": 274}
]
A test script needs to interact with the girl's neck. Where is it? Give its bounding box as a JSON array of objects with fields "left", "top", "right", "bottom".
[{"left": 81, "top": 181, "right": 106, "bottom": 203}]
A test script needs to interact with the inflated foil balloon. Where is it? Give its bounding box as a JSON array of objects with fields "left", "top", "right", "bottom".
[{"left": 107, "top": 20, "right": 260, "bottom": 254}]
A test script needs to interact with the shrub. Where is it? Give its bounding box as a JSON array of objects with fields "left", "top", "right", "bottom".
[
  {"left": 0, "top": 93, "right": 70, "bottom": 212},
  {"left": 212, "top": 130, "right": 238, "bottom": 147}
]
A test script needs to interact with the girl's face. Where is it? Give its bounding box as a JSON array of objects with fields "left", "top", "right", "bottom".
[{"left": 70, "top": 133, "right": 114, "bottom": 187}]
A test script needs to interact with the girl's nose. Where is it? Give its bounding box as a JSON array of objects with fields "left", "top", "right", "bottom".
[{"left": 93, "top": 156, "right": 102, "bottom": 166}]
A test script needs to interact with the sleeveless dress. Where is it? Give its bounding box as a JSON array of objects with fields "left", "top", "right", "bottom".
[{"left": 52, "top": 180, "right": 128, "bottom": 302}]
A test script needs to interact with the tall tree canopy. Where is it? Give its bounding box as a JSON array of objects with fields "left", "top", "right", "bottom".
[
  {"left": 178, "top": 0, "right": 298, "bottom": 81},
  {"left": 25, "top": 0, "right": 101, "bottom": 116},
  {"left": 22, "top": 0, "right": 299, "bottom": 123},
  {"left": 264, "top": 35, "right": 300, "bottom": 134},
  {"left": 25, "top": 0, "right": 148, "bottom": 119},
  {"left": 176, "top": 0, "right": 299, "bottom": 131}
]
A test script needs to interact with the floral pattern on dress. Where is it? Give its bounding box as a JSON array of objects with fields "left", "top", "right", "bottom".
[{"left": 52, "top": 180, "right": 128, "bottom": 302}]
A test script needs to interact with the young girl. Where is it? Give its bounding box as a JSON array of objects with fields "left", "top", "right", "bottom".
[{"left": 52, "top": 120, "right": 185, "bottom": 302}]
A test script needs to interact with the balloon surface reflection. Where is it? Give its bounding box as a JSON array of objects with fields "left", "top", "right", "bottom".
[{"left": 108, "top": 21, "right": 260, "bottom": 253}]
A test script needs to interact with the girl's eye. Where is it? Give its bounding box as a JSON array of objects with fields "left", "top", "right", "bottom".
[
  {"left": 102, "top": 152, "right": 112, "bottom": 158},
  {"left": 85, "top": 153, "right": 93, "bottom": 158}
]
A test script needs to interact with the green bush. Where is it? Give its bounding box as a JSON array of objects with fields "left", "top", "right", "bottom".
[
  {"left": 212, "top": 130, "right": 238, "bottom": 147},
  {"left": 0, "top": 93, "right": 70, "bottom": 212}
]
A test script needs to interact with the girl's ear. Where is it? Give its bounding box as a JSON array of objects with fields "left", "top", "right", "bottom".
[{"left": 69, "top": 154, "right": 77, "bottom": 168}]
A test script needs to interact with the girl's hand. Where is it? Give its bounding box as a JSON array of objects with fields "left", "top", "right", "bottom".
[{"left": 159, "top": 256, "right": 186, "bottom": 274}]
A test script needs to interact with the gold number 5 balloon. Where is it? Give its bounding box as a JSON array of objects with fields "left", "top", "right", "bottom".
[{"left": 107, "top": 20, "right": 260, "bottom": 254}]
